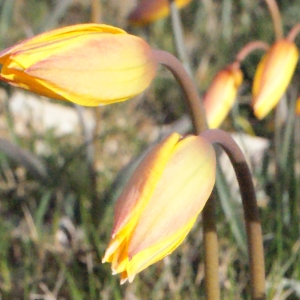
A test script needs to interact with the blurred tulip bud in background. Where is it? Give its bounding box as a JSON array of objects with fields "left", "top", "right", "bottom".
[
  {"left": 128, "top": 0, "right": 191, "bottom": 25},
  {"left": 0, "top": 24, "right": 157, "bottom": 106},
  {"left": 203, "top": 64, "right": 243, "bottom": 128},
  {"left": 295, "top": 96, "right": 300, "bottom": 115},
  {"left": 102, "top": 132, "right": 216, "bottom": 284},
  {"left": 252, "top": 39, "right": 298, "bottom": 119}
]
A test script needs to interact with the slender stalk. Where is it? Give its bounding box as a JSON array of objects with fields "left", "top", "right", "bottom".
[
  {"left": 91, "top": 0, "right": 102, "bottom": 23},
  {"left": 168, "top": 0, "right": 193, "bottom": 76},
  {"left": 201, "top": 129, "right": 266, "bottom": 300},
  {"left": 201, "top": 197, "right": 220, "bottom": 300},
  {"left": 153, "top": 49, "right": 220, "bottom": 300},
  {"left": 287, "top": 23, "right": 300, "bottom": 42},
  {"left": 236, "top": 41, "right": 269, "bottom": 63},
  {"left": 153, "top": 50, "right": 207, "bottom": 133},
  {"left": 264, "top": 0, "right": 283, "bottom": 40}
]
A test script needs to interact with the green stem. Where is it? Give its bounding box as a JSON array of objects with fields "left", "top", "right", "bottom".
[
  {"left": 153, "top": 49, "right": 220, "bottom": 300},
  {"left": 201, "top": 129, "right": 266, "bottom": 300}
]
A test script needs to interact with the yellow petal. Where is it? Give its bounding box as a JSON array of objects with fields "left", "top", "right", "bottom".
[
  {"left": 0, "top": 24, "right": 125, "bottom": 63},
  {"left": 252, "top": 39, "right": 299, "bottom": 119},
  {"left": 128, "top": 136, "right": 215, "bottom": 255},
  {"left": 128, "top": 0, "right": 192, "bottom": 25},
  {"left": 102, "top": 133, "right": 182, "bottom": 268},
  {"left": 103, "top": 134, "right": 216, "bottom": 283},
  {"left": 204, "top": 64, "right": 243, "bottom": 128},
  {"left": 126, "top": 215, "right": 198, "bottom": 280},
  {"left": 111, "top": 133, "right": 181, "bottom": 237},
  {"left": 0, "top": 24, "right": 157, "bottom": 106}
]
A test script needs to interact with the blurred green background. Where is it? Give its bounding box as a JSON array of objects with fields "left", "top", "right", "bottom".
[{"left": 0, "top": 0, "right": 300, "bottom": 299}]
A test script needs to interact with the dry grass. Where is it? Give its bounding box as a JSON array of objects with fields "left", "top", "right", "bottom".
[{"left": 0, "top": 0, "right": 300, "bottom": 299}]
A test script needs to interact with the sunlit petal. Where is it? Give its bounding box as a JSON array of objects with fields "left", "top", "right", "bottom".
[
  {"left": 204, "top": 64, "right": 243, "bottom": 128},
  {"left": 103, "top": 133, "right": 216, "bottom": 283},
  {"left": 0, "top": 24, "right": 157, "bottom": 106}
]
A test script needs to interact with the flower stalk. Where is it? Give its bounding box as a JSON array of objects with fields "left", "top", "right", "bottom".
[
  {"left": 153, "top": 50, "right": 266, "bottom": 299},
  {"left": 153, "top": 50, "right": 207, "bottom": 133},
  {"left": 236, "top": 41, "right": 269, "bottom": 63},
  {"left": 153, "top": 49, "right": 220, "bottom": 299},
  {"left": 265, "top": 0, "right": 283, "bottom": 40},
  {"left": 287, "top": 23, "right": 300, "bottom": 42},
  {"left": 201, "top": 129, "right": 266, "bottom": 300}
]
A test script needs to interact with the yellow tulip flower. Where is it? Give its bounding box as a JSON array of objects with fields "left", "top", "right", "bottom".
[
  {"left": 128, "top": 0, "right": 192, "bottom": 25},
  {"left": 203, "top": 64, "right": 243, "bottom": 128},
  {"left": 0, "top": 24, "right": 157, "bottom": 106},
  {"left": 102, "top": 132, "right": 216, "bottom": 284},
  {"left": 252, "top": 39, "right": 299, "bottom": 119}
]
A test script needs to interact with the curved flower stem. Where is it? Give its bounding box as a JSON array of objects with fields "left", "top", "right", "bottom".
[
  {"left": 287, "top": 23, "right": 300, "bottom": 42},
  {"left": 236, "top": 41, "right": 269, "bottom": 63},
  {"left": 153, "top": 49, "right": 207, "bottom": 133},
  {"left": 265, "top": 0, "right": 283, "bottom": 40},
  {"left": 201, "top": 129, "right": 266, "bottom": 300},
  {"left": 168, "top": 0, "right": 193, "bottom": 76},
  {"left": 153, "top": 49, "right": 220, "bottom": 300}
]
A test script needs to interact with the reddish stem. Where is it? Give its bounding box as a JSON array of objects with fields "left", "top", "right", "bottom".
[
  {"left": 236, "top": 41, "right": 269, "bottom": 63},
  {"left": 201, "top": 129, "right": 266, "bottom": 300},
  {"left": 265, "top": 0, "right": 283, "bottom": 40},
  {"left": 287, "top": 23, "right": 300, "bottom": 42},
  {"left": 153, "top": 49, "right": 220, "bottom": 300}
]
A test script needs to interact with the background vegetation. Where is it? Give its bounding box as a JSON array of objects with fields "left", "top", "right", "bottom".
[{"left": 0, "top": 0, "right": 300, "bottom": 299}]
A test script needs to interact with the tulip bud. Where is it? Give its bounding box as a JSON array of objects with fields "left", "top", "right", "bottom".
[
  {"left": 203, "top": 64, "right": 243, "bottom": 128},
  {"left": 128, "top": 0, "right": 191, "bottom": 25},
  {"left": 252, "top": 39, "right": 299, "bottom": 119},
  {"left": 0, "top": 24, "right": 157, "bottom": 106},
  {"left": 102, "top": 132, "right": 216, "bottom": 284}
]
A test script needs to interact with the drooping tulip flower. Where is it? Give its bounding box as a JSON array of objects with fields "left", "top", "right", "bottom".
[
  {"left": 252, "top": 39, "right": 299, "bottom": 119},
  {"left": 203, "top": 63, "right": 243, "bottom": 129},
  {"left": 128, "top": 0, "right": 191, "bottom": 25},
  {"left": 102, "top": 132, "right": 216, "bottom": 284},
  {"left": 0, "top": 24, "right": 157, "bottom": 106}
]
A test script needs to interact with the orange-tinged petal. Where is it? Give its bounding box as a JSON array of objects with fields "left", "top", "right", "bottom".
[
  {"left": 296, "top": 96, "right": 300, "bottom": 115},
  {"left": 103, "top": 133, "right": 216, "bottom": 283},
  {"left": 111, "top": 133, "right": 181, "bottom": 237},
  {"left": 0, "top": 24, "right": 125, "bottom": 64},
  {"left": 128, "top": 0, "right": 191, "bottom": 25},
  {"left": 128, "top": 136, "right": 216, "bottom": 255},
  {"left": 204, "top": 64, "right": 243, "bottom": 128},
  {"left": 102, "top": 133, "right": 181, "bottom": 266},
  {"left": 125, "top": 215, "right": 197, "bottom": 282},
  {"left": 0, "top": 24, "right": 157, "bottom": 106},
  {"left": 252, "top": 39, "right": 299, "bottom": 119}
]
